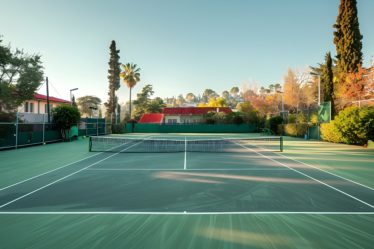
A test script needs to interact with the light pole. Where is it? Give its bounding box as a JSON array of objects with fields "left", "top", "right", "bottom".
[
  {"left": 276, "top": 90, "right": 285, "bottom": 136},
  {"left": 310, "top": 72, "right": 321, "bottom": 140},
  {"left": 70, "top": 88, "right": 78, "bottom": 105}
]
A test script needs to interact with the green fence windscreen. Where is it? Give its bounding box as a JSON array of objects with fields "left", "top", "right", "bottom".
[{"left": 127, "top": 123, "right": 257, "bottom": 133}]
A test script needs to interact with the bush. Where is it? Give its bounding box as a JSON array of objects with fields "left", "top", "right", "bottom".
[
  {"left": 320, "top": 106, "right": 374, "bottom": 145},
  {"left": 334, "top": 106, "right": 374, "bottom": 145},
  {"left": 112, "top": 123, "right": 126, "bottom": 134},
  {"left": 52, "top": 105, "right": 81, "bottom": 141},
  {"left": 288, "top": 114, "right": 296, "bottom": 123},
  {"left": 0, "top": 112, "right": 16, "bottom": 122},
  {"left": 225, "top": 112, "right": 245, "bottom": 125},
  {"left": 283, "top": 123, "right": 308, "bottom": 137},
  {"left": 320, "top": 121, "right": 342, "bottom": 143},
  {"left": 266, "top": 116, "right": 283, "bottom": 135},
  {"left": 309, "top": 113, "right": 318, "bottom": 125}
]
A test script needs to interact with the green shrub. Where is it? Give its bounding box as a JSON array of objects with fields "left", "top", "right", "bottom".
[
  {"left": 288, "top": 114, "right": 296, "bottom": 123},
  {"left": 266, "top": 116, "right": 283, "bottom": 135},
  {"left": 320, "top": 106, "right": 374, "bottom": 145},
  {"left": 334, "top": 106, "right": 374, "bottom": 145},
  {"left": 52, "top": 105, "right": 81, "bottom": 141},
  {"left": 283, "top": 123, "right": 308, "bottom": 137},
  {"left": 112, "top": 123, "right": 126, "bottom": 134},
  {"left": 296, "top": 113, "right": 307, "bottom": 123},
  {"left": 225, "top": 112, "right": 245, "bottom": 125},
  {"left": 309, "top": 113, "right": 318, "bottom": 125},
  {"left": 320, "top": 121, "right": 342, "bottom": 143}
]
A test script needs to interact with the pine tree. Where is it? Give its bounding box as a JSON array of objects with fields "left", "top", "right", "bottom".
[
  {"left": 333, "top": 0, "right": 363, "bottom": 73},
  {"left": 321, "top": 52, "right": 335, "bottom": 116},
  {"left": 105, "top": 40, "right": 121, "bottom": 123}
]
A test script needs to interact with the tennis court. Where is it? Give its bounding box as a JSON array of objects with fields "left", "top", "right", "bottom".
[{"left": 0, "top": 134, "right": 373, "bottom": 248}]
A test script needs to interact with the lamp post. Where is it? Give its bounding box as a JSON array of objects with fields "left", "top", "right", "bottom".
[
  {"left": 276, "top": 90, "right": 285, "bottom": 136},
  {"left": 310, "top": 72, "right": 321, "bottom": 139},
  {"left": 70, "top": 88, "right": 78, "bottom": 105}
]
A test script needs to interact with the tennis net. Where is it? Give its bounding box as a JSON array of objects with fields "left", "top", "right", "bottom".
[{"left": 89, "top": 136, "right": 283, "bottom": 153}]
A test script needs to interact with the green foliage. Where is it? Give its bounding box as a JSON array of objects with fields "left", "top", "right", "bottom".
[
  {"left": 333, "top": 0, "right": 363, "bottom": 73},
  {"left": 133, "top": 85, "right": 165, "bottom": 120},
  {"left": 335, "top": 106, "right": 374, "bottom": 144},
  {"left": 320, "top": 106, "right": 374, "bottom": 145},
  {"left": 52, "top": 105, "right": 81, "bottom": 141},
  {"left": 111, "top": 123, "right": 126, "bottom": 134},
  {"left": 105, "top": 40, "right": 121, "bottom": 123},
  {"left": 320, "top": 121, "right": 342, "bottom": 143},
  {"left": 288, "top": 114, "right": 296, "bottom": 123},
  {"left": 309, "top": 113, "right": 318, "bottom": 125},
  {"left": 283, "top": 123, "right": 308, "bottom": 137},
  {"left": 321, "top": 52, "right": 335, "bottom": 116},
  {"left": 0, "top": 38, "right": 44, "bottom": 111},
  {"left": 238, "top": 102, "right": 261, "bottom": 126},
  {"left": 296, "top": 113, "right": 307, "bottom": 123},
  {"left": 226, "top": 112, "right": 245, "bottom": 125},
  {"left": 120, "top": 63, "right": 141, "bottom": 118},
  {"left": 266, "top": 116, "right": 283, "bottom": 135},
  {"left": 77, "top": 95, "right": 102, "bottom": 117},
  {"left": 0, "top": 112, "right": 16, "bottom": 122},
  {"left": 287, "top": 113, "right": 306, "bottom": 124}
]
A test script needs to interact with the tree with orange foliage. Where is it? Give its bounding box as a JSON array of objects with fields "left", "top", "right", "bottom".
[
  {"left": 336, "top": 65, "right": 368, "bottom": 107},
  {"left": 283, "top": 69, "right": 300, "bottom": 113}
]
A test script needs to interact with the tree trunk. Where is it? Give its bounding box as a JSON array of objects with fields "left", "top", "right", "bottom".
[{"left": 129, "top": 87, "right": 132, "bottom": 118}]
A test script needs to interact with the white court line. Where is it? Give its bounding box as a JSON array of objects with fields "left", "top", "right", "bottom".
[
  {"left": 234, "top": 142, "right": 374, "bottom": 209},
  {"left": 0, "top": 211, "right": 373, "bottom": 215},
  {"left": 184, "top": 136, "right": 187, "bottom": 170},
  {"left": 274, "top": 152, "right": 374, "bottom": 191},
  {"left": 0, "top": 139, "right": 150, "bottom": 209},
  {"left": 0, "top": 151, "right": 102, "bottom": 192},
  {"left": 233, "top": 137, "right": 374, "bottom": 191},
  {"left": 86, "top": 168, "right": 289, "bottom": 171},
  {"left": 0, "top": 135, "right": 152, "bottom": 192}
]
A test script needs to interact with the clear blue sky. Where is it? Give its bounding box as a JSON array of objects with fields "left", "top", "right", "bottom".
[{"left": 1, "top": 0, "right": 373, "bottom": 104}]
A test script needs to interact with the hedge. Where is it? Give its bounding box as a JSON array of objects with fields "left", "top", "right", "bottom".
[
  {"left": 320, "top": 106, "right": 374, "bottom": 145},
  {"left": 283, "top": 123, "right": 308, "bottom": 137}
]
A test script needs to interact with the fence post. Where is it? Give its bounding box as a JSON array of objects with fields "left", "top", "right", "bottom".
[
  {"left": 280, "top": 136, "right": 283, "bottom": 152},
  {"left": 96, "top": 118, "right": 99, "bottom": 136},
  {"left": 42, "top": 114, "right": 45, "bottom": 144},
  {"left": 15, "top": 112, "right": 19, "bottom": 149}
]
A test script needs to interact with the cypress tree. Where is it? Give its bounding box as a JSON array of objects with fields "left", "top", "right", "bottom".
[
  {"left": 105, "top": 40, "right": 121, "bottom": 123},
  {"left": 321, "top": 52, "right": 335, "bottom": 117},
  {"left": 333, "top": 0, "right": 363, "bottom": 73}
]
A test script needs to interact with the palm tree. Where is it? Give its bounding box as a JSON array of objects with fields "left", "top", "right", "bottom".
[{"left": 120, "top": 63, "right": 141, "bottom": 118}]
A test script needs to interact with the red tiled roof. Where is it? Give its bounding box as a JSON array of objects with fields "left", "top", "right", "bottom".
[
  {"left": 163, "top": 107, "right": 232, "bottom": 115},
  {"left": 34, "top": 93, "right": 70, "bottom": 103},
  {"left": 139, "top": 113, "right": 164, "bottom": 123}
]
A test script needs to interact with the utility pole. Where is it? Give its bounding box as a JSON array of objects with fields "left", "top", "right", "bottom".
[{"left": 46, "top": 77, "right": 51, "bottom": 123}]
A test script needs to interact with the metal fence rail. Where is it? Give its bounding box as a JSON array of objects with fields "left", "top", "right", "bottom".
[{"left": 0, "top": 115, "right": 112, "bottom": 150}]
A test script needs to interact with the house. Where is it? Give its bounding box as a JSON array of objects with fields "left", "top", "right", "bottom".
[
  {"left": 18, "top": 93, "right": 70, "bottom": 114},
  {"left": 17, "top": 93, "right": 70, "bottom": 122},
  {"left": 163, "top": 107, "right": 232, "bottom": 124}
]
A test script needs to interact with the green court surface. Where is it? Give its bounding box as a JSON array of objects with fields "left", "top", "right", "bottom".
[{"left": 0, "top": 134, "right": 373, "bottom": 249}]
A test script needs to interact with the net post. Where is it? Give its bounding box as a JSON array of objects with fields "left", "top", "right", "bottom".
[
  {"left": 280, "top": 136, "right": 283, "bottom": 152},
  {"left": 89, "top": 136, "right": 92, "bottom": 152}
]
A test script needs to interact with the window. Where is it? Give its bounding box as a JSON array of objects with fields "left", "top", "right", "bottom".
[
  {"left": 44, "top": 104, "right": 52, "bottom": 113},
  {"left": 25, "top": 102, "right": 29, "bottom": 112},
  {"left": 29, "top": 103, "right": 34, "bottom": 113}
]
